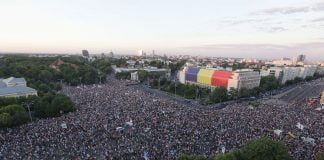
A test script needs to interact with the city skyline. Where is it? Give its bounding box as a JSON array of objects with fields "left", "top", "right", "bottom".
[{"left": 0, "top": 0, "right": 324, "bottom": 60}]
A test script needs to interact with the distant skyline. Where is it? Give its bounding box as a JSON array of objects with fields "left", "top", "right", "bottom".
[{"left": 0, "top": 0, "right": 324, "bottom": 60}]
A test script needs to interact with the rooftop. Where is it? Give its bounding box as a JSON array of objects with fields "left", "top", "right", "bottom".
[
  {"left": 0, "top": 86, "right": 37, "bottom": 96},
  {"left": 3, "top": 77, "right": 26, "bottom": 84}
]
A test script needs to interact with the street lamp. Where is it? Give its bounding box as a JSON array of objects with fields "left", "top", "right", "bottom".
[
  {"left": 79, "top": 77, "right": 82, "bottom": 85},
  {"left": 195, "top": 87, "right": 199, "bottom": 101},
  {"left": 58, "top": 79, "right": 64, "bottom": 85},
  {"left": 174, "top": 82, "right": 177, "bottom": 95},
  {"left": 23, "top": 102, "right": 33, "bottom": 122},
  {"left": 98, "top": 71, "right": 102, "bottom": 84},
  {"left": 158, "top": 77, "right": 161, "bottom": 90}
]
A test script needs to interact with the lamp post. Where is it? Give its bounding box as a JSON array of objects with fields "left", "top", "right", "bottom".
[
  {"left": 58, "top": 79, "right": 64, "bottom": 85},
  {"left": 195, "top": 87, "right": 199, "bottom": 101},
  {"left": 98, "top": 71, "right": 102, "bottom": 84},
  {"left": 23, "top": 102, "right": 33, "bottom": 122},
  {"left": 79, "top": 77, "right": 82, "bottom": 85},
  {"left": 158, "top": 77, "right": 161, "bottom": 90}
]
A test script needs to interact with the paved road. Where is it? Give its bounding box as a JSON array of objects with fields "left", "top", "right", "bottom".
[{"left": 278, "top": 78, "right": 324, "bottom": 103}]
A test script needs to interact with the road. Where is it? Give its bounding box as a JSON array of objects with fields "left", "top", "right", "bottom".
[{"left": 277, "top": 78, "right": 324, "bottom": 103}]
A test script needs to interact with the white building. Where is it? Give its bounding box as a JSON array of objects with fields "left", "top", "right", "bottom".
[
  {"left": 0, "top": 77, "right": 37, "bottom": 98},
  {"left": 260, "top": 65, "right": 318, "bottom": 84},
  {"left": 298, "top": 65, "right": 317, "bottom": 79},
  {"left": 281, "top": 67, "right": 300, "bottom": 84},
  {"left": 316, "top": 66, "right": 324, "bottom": 75},
  {"left": 113, "top": 67, "right": 171, "bottom": 78},
  {"left": 178, "top": 70, "right": 186, "bottom": 84},
  {"left": 272, "top": 59, "right": 293, "bottom": 66},
  {"left": 2, "top": 77, "right": 27, "bottom": 87},
  {"left": 131, "top": 72, "right": 139, "bottom": 81},
  {"left": 261, "top": 67, "right": 284, "bottom": 79},
  {"left": 126, "top": 60, "right": 137, "bottom": 68},
  {"left": 227, "top": 69, "right": 261, "bottom": 91}
]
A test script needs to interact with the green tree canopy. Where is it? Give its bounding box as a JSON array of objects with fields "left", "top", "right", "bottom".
[
  {"left": 0, "top": 113, "right": 13, "bottom": 128},
  {"left": 47, "top": 95, "right": 75, "bottom": 117},
  {"left": 260, "top": 76, "right": 280, "bottom": 91},
  {"left": 210, "top": 87, "right": 228, "bottom": 103},
  {"left": 241, "top": 137, "right": 291, "bottom": 160},
  {"left": 0, "top": 104, "right": 26, "bottom": 115}
]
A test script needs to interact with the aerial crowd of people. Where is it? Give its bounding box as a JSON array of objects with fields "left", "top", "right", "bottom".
[{"left": 0, "top": 77, "right": 323, "bottom": 159}]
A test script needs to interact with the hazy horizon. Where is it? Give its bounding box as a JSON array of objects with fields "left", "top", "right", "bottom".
[{"left": 1, "top": 0, "right": 324, "bottom": 60}]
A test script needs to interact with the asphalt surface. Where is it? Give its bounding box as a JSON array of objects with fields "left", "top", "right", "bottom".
[{"left": 278, "top": 78, "right": 324, "bottom": 103}]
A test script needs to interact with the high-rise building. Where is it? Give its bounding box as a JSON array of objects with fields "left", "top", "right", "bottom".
[
  {"left": 297, "top": 54, "right": 306, "bottom": 62},
  {"left": 82, "top": 50, "right": 89, "bottom": 57},
  {"left": 138, "top": 50, "right": 146, "bottom": 57},
  {"left": 109, "top": 51, "right": 114, "bottom": 58}
]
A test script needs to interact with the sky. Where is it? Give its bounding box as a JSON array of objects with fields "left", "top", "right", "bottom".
[{"left": 0, "top": 0, "right": 324, "bottom": 60}]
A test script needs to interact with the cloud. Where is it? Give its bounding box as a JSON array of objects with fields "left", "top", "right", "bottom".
[
  {"left": 255, "top": 2, "right": 324, "bottom": 15},
  {"left": 312, "top": 17, "right": 324, "bottom": 22},
  {"left": 258, "top": 7, "right": 310, "bottom": 15},
  {"left": 222, "top": 18, "right": 271, "bottom": 25},
  {"left": 312, "top": 2, "right": 324, "bottom": 11},
  {"left": 269, "top": 27, "right": 288, "bottom": 32},
  {"left": 180, "top": 43, "right": 324, "bottom": 60},
  {"left": 256, "top": 26, "right": 288, "bottom": 33}
]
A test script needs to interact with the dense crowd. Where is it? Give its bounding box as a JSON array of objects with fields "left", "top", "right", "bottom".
[{"left": 0, "top": 77, "right": 323, "bottom": 159}]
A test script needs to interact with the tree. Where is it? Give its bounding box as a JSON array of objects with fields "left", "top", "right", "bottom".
[
  {"left": 212, "top": 150, "right": 244, "bottom": 160},
  {"left": 116, "top": 72, "right": 131, "bottom": 80},
  {"left": 315, "top": 150, "right": 324, "bottom": 160},
  {"left": 177, "top": 137, "right": 291, "bottom": 160},
  {"left": 169, "top": 60, "right": 186, "bottom": 73},
  {"left": 12, "top": 111, "right": 30, "bottom": 126},
  {"left": 239, "top": 88, "right": 252, "bottom": 98},
  {"left": 138, "top": 70, "right": 149, "bottom": 82},
  {"left": 241, "top": 137, "right": 291, "bottom": 160},
  {"left": 39, "top": 70, "right": 53, "bottom": 83},
  {"left": 210, "top": 87, "right": 228, "bottom": 103},
  {"left": 228, "top": 87, "right": 238, "bottom": 100},
  {"left": 0, "top": 104, "right": 26, "bottom": 115},
  {"left": 92, "top": 59, "right": 112, "bottom": 74},
  {"left": 260, "top": 76, "right": 280, "bottom": 92},
  {"left": 184, "top": 85, "right": 196, "bottom": 99},
  {"left": 0, "top": 113, "right": 12, "bottom": 127},
  {"left": 47, "top": 95, "right": 75, "bottom": 117},
  {"left": 34, "top": 95, "right": 52, "bottom": 118},
  {"left": 38, "top": 83, "right": 51, "bottom": 93}
]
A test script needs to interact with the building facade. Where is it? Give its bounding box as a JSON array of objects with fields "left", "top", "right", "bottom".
[
  {"left": 179, "top": 67, "right": 261, "bottom": 91},
  {"left": 316, "top": 66, "right": 324, "bottom": 75},
  {"left": 227, "top": 69, "right": 261, "bottom": 90},
  {"left": 261, "top": 65, "right": 317, "bottom": 84},
  {"left": 281, "top": 67, "right": 300, "bottom": 84},
  {"left": 298, "top": 65, "right": 317, "bottom": 79}
]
